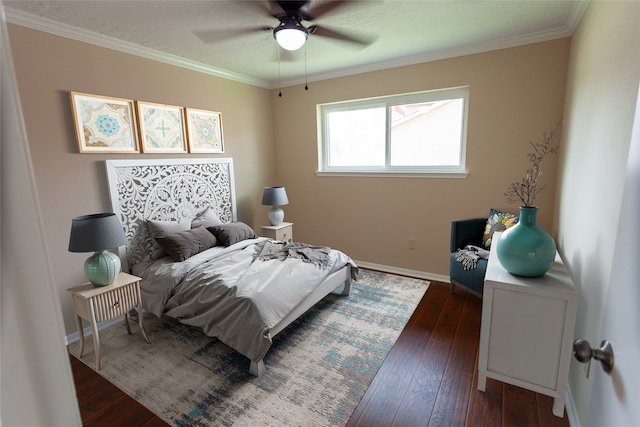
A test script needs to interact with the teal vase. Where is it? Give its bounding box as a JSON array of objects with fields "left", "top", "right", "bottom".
[{"left": 496, "top": 207, "right": 556, "bottom": 277}]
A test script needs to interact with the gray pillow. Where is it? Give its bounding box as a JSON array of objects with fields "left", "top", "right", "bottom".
[
  {"left": 155, "top": 226, "right": 218, "bottom": 262},
  {"left": 191, "top": 207, "right": 224, "bottom": 229},
  {"left": 207, "top": 222, "right": 257, "bottom": 246},
  {"left": 146, "top": 218, "right": 191, "bottom": 260}
]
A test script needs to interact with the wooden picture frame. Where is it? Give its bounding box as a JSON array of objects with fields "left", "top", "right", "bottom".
[
  {"left": 70, "top": 92, "right": 139, "bottom": 153},
  {"left": 136, "top": 101, "right": 187, "bottom": 153},
  {"left": 185, "top": 108, "right": 224, "bottom": 153}
]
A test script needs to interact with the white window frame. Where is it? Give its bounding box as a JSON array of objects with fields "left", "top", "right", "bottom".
[{"left": 317, "top": 86, "right": 469, "bottom": 178}]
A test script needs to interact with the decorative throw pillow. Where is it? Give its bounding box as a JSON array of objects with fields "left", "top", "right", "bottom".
[
  {"left": 155, "top": 226, "right": 218, "bottom": 262},
  {"left": 146, "top": 218, "right": 191, "bottom": 260},
  {"left": 207, "top": 222, "right": 257, "bottom": 246},
  {"left": 191, "top": 207, "right": 224, "bottom": 229},
  {"left": 482, "top": 209, "right": 519, "bottom": 249}
]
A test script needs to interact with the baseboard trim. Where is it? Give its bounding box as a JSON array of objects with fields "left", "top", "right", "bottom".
[
  {"left": 354, "top": 260, "right": 449, "bottom": 283},
  {"left": 64, "top": 317, "right": 123, "bottom": 346},
  {"left": 565, "top": 386, "right": 580, "bottom": 427}
]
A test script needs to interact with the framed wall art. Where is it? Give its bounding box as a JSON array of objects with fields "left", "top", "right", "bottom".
[
  {"left": 185, "top": 108, "right": 225, "bottom": 153},
  {"left": 136, "top": 101, "right": 187, "bottom": 153},
  {"left": 70, "top": 92, "right": 139, "bottom": 153}
]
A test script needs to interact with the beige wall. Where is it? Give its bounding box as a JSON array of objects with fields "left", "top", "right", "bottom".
[
  {"left": 7, "top": 5, "right": 640, "bottom": 423},
  {"left": 8, "top": 25, "right": 571, "bottom": 336},
  {"left": 272, "top": 39, "right": 569, "bottom": 277},
  {"left": 557, "top": 1, "right": 639, "bottom": 424},
  {"left": 7, "top": 24, "right": 276, "bottom": 336}
]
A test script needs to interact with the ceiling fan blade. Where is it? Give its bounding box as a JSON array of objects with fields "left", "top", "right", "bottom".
[
  {"left": 230, "top": 1, "right": 280, "bottom": 19},
  {"left": 268, "top": 0, "right": 288, "bottom": 17},
  {"left": 193, "top": 26, "right": 272, "bottom": 44},
  {"left": 300, "top": 0, "right": 350, "bottom": 20},
  {"left": 308, "top": 25, "right": 376, "bottom": 46}
]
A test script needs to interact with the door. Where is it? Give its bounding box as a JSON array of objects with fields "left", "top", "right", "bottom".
[
  {"left": 1, "top": 2, "right": 82, "bottom": 424},
  {"left": 586, "top": 85, "right": 640, "bottom": 426}
]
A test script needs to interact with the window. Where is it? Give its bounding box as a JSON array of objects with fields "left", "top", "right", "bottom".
[{"left": 317, "top": 87, "right": 469, "bottom": 177}]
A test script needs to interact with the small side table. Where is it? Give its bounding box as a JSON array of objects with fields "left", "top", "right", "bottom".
[
  {"left": 67, "top": 272, "right": 150, "bottom": 370},
  {"left": 260, "top": 222, "right": 293, "bottom": 242}
]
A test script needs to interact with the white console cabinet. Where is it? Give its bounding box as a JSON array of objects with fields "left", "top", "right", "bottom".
[{"left": 477, "top": 232, "right": 578, "bottom": 417}]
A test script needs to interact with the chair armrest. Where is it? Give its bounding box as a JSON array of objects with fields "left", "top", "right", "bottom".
[{"left": 450, "top": 218, "right": 487, "bottom": 252}]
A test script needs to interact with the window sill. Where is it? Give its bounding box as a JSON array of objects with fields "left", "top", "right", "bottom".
[{"left": 315, "top": 170, "right": 469, "bottom": 178}]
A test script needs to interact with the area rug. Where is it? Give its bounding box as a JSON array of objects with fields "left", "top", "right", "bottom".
[{"left": 68, "top": 269, "right": 428, "bottom": 426}]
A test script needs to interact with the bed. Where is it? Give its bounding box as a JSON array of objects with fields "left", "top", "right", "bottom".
[{"left": 105, "top": 158, "right": 357, "bottom": 376}]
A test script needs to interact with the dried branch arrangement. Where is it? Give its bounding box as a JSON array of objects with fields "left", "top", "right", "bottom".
[{"left": 504, "top": 121, "right": 563, "bottom": 207}]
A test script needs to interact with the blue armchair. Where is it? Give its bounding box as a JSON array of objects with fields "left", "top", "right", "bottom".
[{"left": 449, "top": 218, "right": 487, "bottom": 298}]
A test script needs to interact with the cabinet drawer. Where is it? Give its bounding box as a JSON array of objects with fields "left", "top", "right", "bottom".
[
  {"left": 261, "top": 223, "right": 293, "bottom": 242},
  {"left": 91, "top": 283, "right": 138, "bottom": 322},
  {"left": 276, "top": 228, "right": 291, "bottom": 242},
  {"left": 486, "top": 288, "right": 566, "bottom": 389}
]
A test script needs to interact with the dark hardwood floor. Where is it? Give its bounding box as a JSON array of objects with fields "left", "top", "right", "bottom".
[
  {"left": 347, "top": 281, "right": 570, "bottom": 427},
  {"left": 69, "top": 355, "right": 169, "bottom": 427},
  {"left": 70, "top": 280, "right": 571, "bottom": 426}
]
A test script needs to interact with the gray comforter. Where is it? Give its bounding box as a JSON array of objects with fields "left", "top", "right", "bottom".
[{"left": 132, "top": 237, "right": 357, "bottom": 363}]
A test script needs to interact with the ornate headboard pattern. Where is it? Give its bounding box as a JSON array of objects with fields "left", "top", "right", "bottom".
[{"left": 105, "top": 158, "right": 237, "bottom": 271}]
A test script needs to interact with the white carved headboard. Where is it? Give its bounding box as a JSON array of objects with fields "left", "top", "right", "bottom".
[{"left": 105, "top": 158, "right": 237, "bottom": 271}]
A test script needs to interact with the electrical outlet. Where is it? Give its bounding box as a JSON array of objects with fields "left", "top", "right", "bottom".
[
  {"left": 583, "top": 359, "right": 591, "bottom": 378},
  {"left": 408, "top": 238, "right": 416, "bottom": 249}
]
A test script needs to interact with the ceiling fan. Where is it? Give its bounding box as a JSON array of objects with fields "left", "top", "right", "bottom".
[
  {"left": 194, "top": 0, "right": 375, "bottom": 52},
  {"left": 267, "top": 0, "right": 373, "bottom": 50}
]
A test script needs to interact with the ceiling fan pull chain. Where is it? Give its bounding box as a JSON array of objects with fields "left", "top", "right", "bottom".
[
  {"left": 278, "top": 46, "right": 283, "bottom": 97},
  {"left": 304, "top": 43, "right": 309, "bottom": 91}
]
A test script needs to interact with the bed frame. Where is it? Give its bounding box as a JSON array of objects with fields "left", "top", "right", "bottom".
[{"left": 105, "top": 158, "right": 351, "bottom": 376}]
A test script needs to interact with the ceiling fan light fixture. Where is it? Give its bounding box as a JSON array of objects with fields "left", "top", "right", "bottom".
[{"left": 274, "top": 20, "right": 308, "bottom": 51}]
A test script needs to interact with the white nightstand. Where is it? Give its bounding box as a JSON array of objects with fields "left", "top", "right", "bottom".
[
  {"left": 67, "top": 272, "right": 150, "bottom": 370},
  {"left": 477, "top": 232, "right": 578, "bottom": 417},
  {"left": 260, "top": 222, "right": 293, "bottom": 242}
]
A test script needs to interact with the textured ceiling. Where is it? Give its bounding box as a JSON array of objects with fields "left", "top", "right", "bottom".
[{"left": 4, "top": 1, "right": 588, "bottom": 88}]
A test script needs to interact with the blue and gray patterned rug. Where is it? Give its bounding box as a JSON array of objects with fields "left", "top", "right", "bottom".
[{"left": 69, "top": 269, "right": 429, "bottom": 426}]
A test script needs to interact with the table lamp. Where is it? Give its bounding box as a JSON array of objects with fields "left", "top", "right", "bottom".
[
  {"left": 69, "top": 213, "right": 126, "bottom": 287},
  {"left": 261, "top": 186, "right": 289, "bottom": 226}
]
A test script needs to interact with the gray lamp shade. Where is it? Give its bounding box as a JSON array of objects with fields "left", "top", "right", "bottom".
[
  {"left": 261, "top": 187, "right": 289, "bottom": 207},
  {"left": 69, "top": 213, "right": 126, "bottom": 287},
  {"left": 261, "top": 187, "right": 289, "bottom": 226},
  {"left": 68, "top": 213, "right": 126, "bottom": 252}
]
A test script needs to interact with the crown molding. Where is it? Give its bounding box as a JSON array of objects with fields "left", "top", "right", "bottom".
[
  {"left": 565, "top": 0, "right": 590, "bottom": 33},
  {"left": 5, "top": 1, "right": 589, "bottom": 91},
  {"left": 279, "top": 1, "right": 589, "bottom": 88},
  {"left": 281, "top": 0, "right": 589, "bottom": 88},
  {"left": 4, "top": 8, "right": 272, "bottom": 89}
]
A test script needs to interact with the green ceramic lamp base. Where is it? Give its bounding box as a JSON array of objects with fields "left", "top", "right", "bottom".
[{"left": 84, "top": 250, "right": 121, "bottom": 287}]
